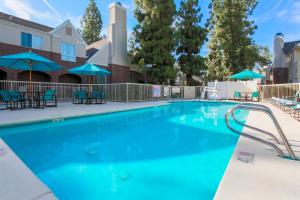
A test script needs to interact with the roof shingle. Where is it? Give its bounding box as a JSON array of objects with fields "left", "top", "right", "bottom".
[
  {"left": 283, "top": 41, "right": 300, "bottom": 55},
  {"left": 0, "top": 12, "right": 53, "bottom": 32}
]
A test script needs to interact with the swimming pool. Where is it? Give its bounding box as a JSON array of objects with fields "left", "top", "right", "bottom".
[{"left": 0, "top": 101, "right": 248, "bottom": 200}]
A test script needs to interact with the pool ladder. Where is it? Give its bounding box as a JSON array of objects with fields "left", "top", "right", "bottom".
[{"left": 225, "top": 103, "right": 298, "bottom": 160}]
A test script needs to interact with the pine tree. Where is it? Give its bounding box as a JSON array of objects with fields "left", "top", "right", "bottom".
[
  {"left": 80, "top": 0, "right": 103, "bottom": 45},
  {"left": 217, "top": 0, "right": 258, "bottom": 74},
  {"left": 175, "top": 0, "right": 207, "bottom": 86},
  {"left": 132, "top": 0, "right": 177, "bottom": 84},
  {"left": 206, "top": 31, "right": 229, "bottom": 81},
  {"left": 206, "top": 0, "right": 258, "bottom": 81}
]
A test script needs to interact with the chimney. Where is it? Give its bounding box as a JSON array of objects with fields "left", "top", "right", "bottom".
[
  {"left": 273, "top": 33, "right": 284, "bottom": 69},
  {"left": 108, "top": 2, "right": 128, "bottom": 66}
]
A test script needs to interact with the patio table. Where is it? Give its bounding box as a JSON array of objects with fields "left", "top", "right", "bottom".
[{"left": 21, "top": 91, "right": 44, "bottom": 108}]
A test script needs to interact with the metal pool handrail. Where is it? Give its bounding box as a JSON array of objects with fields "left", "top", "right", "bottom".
[{"left": 225, "top": 103, "right": 297, "bottom": 160}]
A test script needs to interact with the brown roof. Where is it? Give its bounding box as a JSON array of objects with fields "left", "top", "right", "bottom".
[
  {"left": 87, "top": 39, "right": 109, "bottom": 49},
  {"left": 0, "top": 12, "right": 53, "bottom": 32},
  {"left": 86, "top": 39, "right": 109, "bottom": 58},
  {"left": 283, "top": 41, "right": 300, "bottom": 55}
]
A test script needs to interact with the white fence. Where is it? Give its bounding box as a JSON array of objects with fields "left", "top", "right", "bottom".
[
  {"left": 0, "top": 80, "right": 205, "bottom": 102},
  {"left": 207, "top": 80, "right": 258, "bottom": 99}
]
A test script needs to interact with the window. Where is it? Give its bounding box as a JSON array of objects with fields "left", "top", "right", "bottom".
[
  {"left": 61, "top": 42, "right": 76, "bottom": 62},
  {"left": 32, "top": 35, "right": 43, "bottom": 49},
  {"left": 21, "top": 32, "right": 43, "bottom": 50},
  {"left": 65, "top": 27, "right": 73, "bottom": 36},
  {"left": 21, "top": 32, "right": 32, "bottom": 47}
]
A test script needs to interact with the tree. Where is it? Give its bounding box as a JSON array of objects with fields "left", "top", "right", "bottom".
[
  {"left": 131, "top": 0, "right": 177, "bottom": 84},
  {"left": 257, "top": 45, "right": 272, "bottom": 66},
  {"left": 175, "top": 0, "right": 207, "bottom": 85},
  {"left": 206, "top": 0, "right": 259, "bottom": 81},
  {"left": 80, "top": 0, "right": 103, "bottom": 45},
  {"left": 206, "top": 31, "right": 229, "bottom": 81}
]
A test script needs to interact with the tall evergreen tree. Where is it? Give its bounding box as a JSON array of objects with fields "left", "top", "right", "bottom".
[
  {"left": 206, "top": 32, "right": 229, "bottom": 81},
  {"left": 132, "top": 0, "right": 177, "bottom": 84},
  {"left": 175, "top": 0, "right": 207, "bottom": 86},
  {"left": 206, "top": 0, "right": 258, "bottom": 80},
  {"left": 80, "top": 0, "right": 103, "bottom": 45}
]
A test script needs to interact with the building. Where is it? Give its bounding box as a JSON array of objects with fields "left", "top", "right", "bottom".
[
  {"left": 0, "top": 2, "right": 142, "bottom": 84},
  {"left": 273, "top": 33, "right": 300, "bottom": 83},
  {"left": 87, "top": 2, "right": 142, "bottom": 83}
]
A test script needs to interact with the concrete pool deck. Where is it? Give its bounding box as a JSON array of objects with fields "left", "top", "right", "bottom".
[
  {"left": 214, "top": 102, "right": 300, "bottom": 200},
  {"left": 0, "top": 101, "right": 299, "bottom": 199}
]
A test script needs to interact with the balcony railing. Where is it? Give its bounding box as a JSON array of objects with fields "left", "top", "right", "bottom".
[{"left": 0, "top": 80, "right": 205, "bottom": 102}]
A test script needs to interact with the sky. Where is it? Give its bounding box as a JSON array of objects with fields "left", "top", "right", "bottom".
[{"left": 0, "top": 0, "right": 300, "bottom": 56}]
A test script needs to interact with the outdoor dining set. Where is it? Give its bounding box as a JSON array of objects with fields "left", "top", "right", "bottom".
[
  {"left": 233, "top": 90, "right": 260, "bottom": 102},
  {"left": 0, "top": 51, "right": 111, "bottom": 111},
  {"left": 0, "top": 89, "right": 57, "bottom": 110}
]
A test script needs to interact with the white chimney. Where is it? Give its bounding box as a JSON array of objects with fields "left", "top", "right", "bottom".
[
  {"left": 273, "top": 33, "right": 284, "bottom": 69},
  {"left": 108, "top": 2, "right": 128, "bottom": 67}
]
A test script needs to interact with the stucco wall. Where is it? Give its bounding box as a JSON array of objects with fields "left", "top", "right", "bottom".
[
  {"left": 50, "top": 21, "right": 86, "bottom": 58},
  {"left": 0, "top": 20, "right": 52, "bottom": 52},
  {"left": 108, "top": 3, "right": 129, "bottom": 67},
  {"left": 88, "top": 42, "right": 110, "bottom": 66},
  {"left": 0, "top": 20, "right": 86, "bottom": 59}
]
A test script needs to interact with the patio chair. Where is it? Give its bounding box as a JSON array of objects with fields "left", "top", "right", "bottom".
[
  {"left": 0, "top": 90, "right": 24, "bottom": 110},
  {"left": 34, "top": 89, "right": 57, "bottom": 108},
  {"left": 91, "top": 90, "right": 106, "bottom": 104},
  {"left": 42, "top": 89, "right": 57, "bottom": 107},
  {"left": 251, "top": 91, "right": 260, "bottom": 102},
  {"left": 289, "top": 104, "right": 300, "bottom": 120},
  {"left": 234, "top": 91, "right": 242, "bottom": 101},
  {"left": 73, "top": 89, "right": 88, "bottom": 104}
]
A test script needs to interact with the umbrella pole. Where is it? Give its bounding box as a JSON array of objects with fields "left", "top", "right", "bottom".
[
  {"left": 88, "top": 75, "right": 91, "bottom": 92},
  {"left": 29, "top": 62, "right": 32, "bottom": 93}
]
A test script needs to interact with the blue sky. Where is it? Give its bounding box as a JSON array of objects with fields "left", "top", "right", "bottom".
[{"left": 1, "top": 0, "right": 300, "bottom": 56}]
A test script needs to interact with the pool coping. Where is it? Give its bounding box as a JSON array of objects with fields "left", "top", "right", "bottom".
[{"left": 0, "top": 102, "right": 170, "bottom": 128}]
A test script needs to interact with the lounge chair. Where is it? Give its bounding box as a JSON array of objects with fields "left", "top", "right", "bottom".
[
  {"left": 251, "top": 91, "right": 260, "bottom": 102},
  {"left": 0, "top": 90, "right": 25, "bottom": 110},
  {"left": 270, "top": 90, "right": 300, "bottom": 112},
  {"left": 234, "top": 91, "right": 242, "bottom": 101},
  {"left": 91, "top": 90, "right": 106, "bottom": 104},
  {"left": 290, "top": 104, "right": 300, "bottom": 120},
  {"left": 73, "top": 89, "right": 88, "bottom": 104}
]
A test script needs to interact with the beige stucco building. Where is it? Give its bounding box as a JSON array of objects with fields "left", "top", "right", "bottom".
[{"left": 273, "top": 33, "right": 300, "bottom": 83}]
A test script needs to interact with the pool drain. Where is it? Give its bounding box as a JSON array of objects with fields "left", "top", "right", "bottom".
[{"left": 118, "top": 171, "right": 131, "bottom": 181}]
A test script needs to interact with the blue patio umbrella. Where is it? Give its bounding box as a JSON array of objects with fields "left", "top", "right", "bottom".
[
  {"left": 228, "top": 69, "right": 265, "bottom": 80},
  {"left": 228, "top": 69, "right": 265, "bottom": 94},
  {"left": 68, "top": 63, "right": 111, "bottom": 88},
  {"left": 68, "top": 63, "right": 111, "bottom": 76},
  {"left": 0, "top": 51, "right": 62, "bottom": 90}
]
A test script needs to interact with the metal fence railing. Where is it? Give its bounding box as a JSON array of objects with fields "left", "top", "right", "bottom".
[
  {"left": 259, "top": 83, "right": 300, "bottom": 100},
  {"left": 0, "top": 80, "right": 205, "bottom": 102}
]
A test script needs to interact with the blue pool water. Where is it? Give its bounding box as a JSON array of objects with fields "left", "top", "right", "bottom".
[{"left": 0, "top": 102, "right": 247, "bottom": 200}]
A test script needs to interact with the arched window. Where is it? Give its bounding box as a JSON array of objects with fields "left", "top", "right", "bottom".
[{"left": 58, "top": 74, "right": 81, "bottom": 84}]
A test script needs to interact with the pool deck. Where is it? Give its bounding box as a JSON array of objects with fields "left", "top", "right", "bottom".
[
  {"left": 0, "top": 101, "right": 300, "bottom": 199},
  {"left": 214, "top": 102, "right": 300, "bottom": 200}
]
